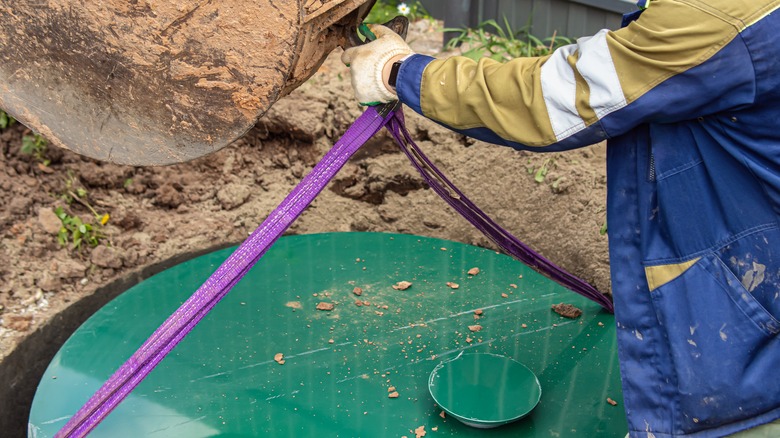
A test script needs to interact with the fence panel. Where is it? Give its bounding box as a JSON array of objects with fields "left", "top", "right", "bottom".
[{"left": 419, "top": 0, "right": 634, "bottom": 41}]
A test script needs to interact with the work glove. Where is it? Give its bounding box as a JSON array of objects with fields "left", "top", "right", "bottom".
[{"left": 341, "top": 24, "right": 414, "bottom": 106}]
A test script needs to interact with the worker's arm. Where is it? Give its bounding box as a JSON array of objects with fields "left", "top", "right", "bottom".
[{"left": 348, "top": 0, "right": 758, "bottom": 151}]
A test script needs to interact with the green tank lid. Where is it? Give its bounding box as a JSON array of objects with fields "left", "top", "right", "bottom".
[{"left": 29, "top": 232, "right": 627, "bottom": 437}]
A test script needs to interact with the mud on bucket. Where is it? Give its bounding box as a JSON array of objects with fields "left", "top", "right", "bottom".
[{"left": 0, "top": 0, "right": 376, "bottom": 165}]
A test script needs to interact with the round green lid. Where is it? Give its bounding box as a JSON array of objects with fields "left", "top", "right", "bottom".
[
  {"left": 429, "top": 352, "right": 542, "bottom": 428},
  {"left": 29, "top": 232, "right": 627, "bottom": 437}
]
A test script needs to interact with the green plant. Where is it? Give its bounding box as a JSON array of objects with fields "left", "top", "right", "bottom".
[
  {"left": 60, "top": 171, "right": 111, "bottom": 225},
  {"left": 61, "top": 171, "right": 86, "bottom": 205},
  {"left": 445, "top": 17, "right": 571, "bottom": 62},
  {"left": 366, "top": 0, "right": 432, "bottom": 24},
  {"left": 54, "top": 207, "right": 108, "bottom": 250},
  {"left": 533, "top": 157, "right": 555, "bottom": 183},
  {"left": 21, "top": 133, "right": 50, "bottom": 165},
  {"left": 0, "top": 110, "right": 15, "bottom": 129}
]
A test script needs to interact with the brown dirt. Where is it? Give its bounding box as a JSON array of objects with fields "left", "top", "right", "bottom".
[
  {"left": 0, "top": 20, "right": 609, "bottom": 436},
  {"left": 551, "top": 302, "right": 585, "bottom": 319}
]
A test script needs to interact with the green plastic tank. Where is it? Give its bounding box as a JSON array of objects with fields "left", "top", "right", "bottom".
[{"left": 29, "top": 232, "right": 627, "bottom": 437}]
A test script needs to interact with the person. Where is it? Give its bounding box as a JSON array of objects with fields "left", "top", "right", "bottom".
[{"left": 342, "top": 0, "right": 780, "bottom": 437}]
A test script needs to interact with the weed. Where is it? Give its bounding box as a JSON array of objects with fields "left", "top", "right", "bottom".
[
  {"left": 366, "top": 0, "right": 433, "bottom": 24},
  {"left": 60, "top": 171, "right": 86, "bottom": 205},
  {"left": 56, "top": 171, "right": 111, "bottom": 250},
  {"left": 61, "top": 173, "right": 110, "bottom": 224},
  {"left": 533, "top": 158, "right": 555, "bottom": 183},
  {"left": 0, "top": 110, "right": 15, "bottom": 129},
  {"left": 445, "top": 18, "right": 571, "bottom": 62},
  {"left": 21, "top": 133, "right": 50, "bottom": 166},
  {"left": 551, "top": 176, "right": 565, "bottom": 190},
  {"left": 54, "top": 207, "right": 109, "bottom": 250}
]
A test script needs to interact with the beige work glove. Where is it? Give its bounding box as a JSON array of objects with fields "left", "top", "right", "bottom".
[{"left": 341, "top": 24, "right": 414, "bottom": 106}]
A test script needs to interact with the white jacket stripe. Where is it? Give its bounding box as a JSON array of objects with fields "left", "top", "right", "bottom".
[
  {"left": 540, "top": 43, "right": 582, "bottom": 140},
  {"left": 579, "top": 30, "right": 627, "bottom": 119},
  {"left": 541, "top": 30, "right": 626, "bottom": 140}
]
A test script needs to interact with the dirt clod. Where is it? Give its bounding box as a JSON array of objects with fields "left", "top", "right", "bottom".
[
  {"left": 352, "top": 286, "right": 363, "bottom": 296},
  {"left": 316, "top": 302, "right": 335, "bottom": 311},
  {"left": 467, "top": 267, "right": 480, "bottom": 276},
  {"left": 607, "top": 397, "right": 618, "bottom": 406},
  {"left": 2, "top": 314, "right": 32, "bottom": 332},
  {"left": 37, "top": 208, "right": 62, "bottom": 234},
  {"left": 392, "top": 281, "right": 412, "bottom": 290},
  {"left": 551, "top": 303, "right": 583, "bottom": 319},
  {"left": 468, "top": 324, "right": 482, "bottom": 332},
  {"left": 216, "top": 182, "right": 251, "bottom": 210},
  {"left": 274, "top": 353, "right": 285, "bottom": 365},
  {"left": 90, "top": 245, "right": 123, "bottom": 269}
]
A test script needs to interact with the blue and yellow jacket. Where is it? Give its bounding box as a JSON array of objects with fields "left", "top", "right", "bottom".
[{"left": 396, "top": 1, "right": 780, "bottom": 436}]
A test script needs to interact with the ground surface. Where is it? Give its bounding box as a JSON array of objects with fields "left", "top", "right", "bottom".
[{"left": 0, "top": 21, "right": 609, "bottom": 436}]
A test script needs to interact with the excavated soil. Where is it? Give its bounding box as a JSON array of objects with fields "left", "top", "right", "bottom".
[{"left": 0, "top": 21, "right": 609, "bottom": 436}]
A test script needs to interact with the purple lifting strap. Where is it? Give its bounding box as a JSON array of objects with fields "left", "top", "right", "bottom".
[
  {"left": 56, "top": 104, "right": 611, "bottom": 437},
  {"left": 386, "top": 110, "right": 613, "bottom": 312}
]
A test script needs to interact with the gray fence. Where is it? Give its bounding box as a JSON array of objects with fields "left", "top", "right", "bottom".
[{"left": 419, "top": 0, "right": 637, "bottom": 41}]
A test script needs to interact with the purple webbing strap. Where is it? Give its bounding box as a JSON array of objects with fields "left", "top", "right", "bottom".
[
  {"left": 386, "top": 110, "right": 614, "bottom": 313},
  {"left": 55, "top": 105, "right": 397, "bottom": 438}
]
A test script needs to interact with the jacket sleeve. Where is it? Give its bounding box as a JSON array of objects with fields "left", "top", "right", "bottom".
[{"left": 395, "top": 0, "right": 758, "bottom": 152}]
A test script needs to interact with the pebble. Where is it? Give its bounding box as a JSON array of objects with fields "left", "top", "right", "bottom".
[
  {"left": 38, "top": 207, "right": 62, "bottom": 234},
  {"left": 37, "top": 272, "right": 62, "bottom": 292},
  {"left": 91, "top": 245, "right": 123, "bottom": 269},
  {"left": 9, "top": 197, "right": 32, "bottom": 215},
  {"left": 56, "top": 258, "right": 88, "bottom": 279},
  {"left": 3, "top": 314, "right": 33, "bottom": 332}
]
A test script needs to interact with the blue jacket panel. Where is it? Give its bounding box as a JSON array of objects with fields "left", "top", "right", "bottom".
[{"left": 396, "top": 1, "right": 780, "bottom": 436}]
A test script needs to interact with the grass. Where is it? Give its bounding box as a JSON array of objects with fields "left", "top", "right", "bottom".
[
  {"left": 21, "top": 133, "right": 50, "bottom": 166},
  {"left": 2, "top": 108, "right": 52, "bottom": 167},
  {"left": 445, "top": 17, "right": 571, "bottom": 62},
  {"left": 365, "top": 2, "right": 569, "bottom": 62},
  {"left": 0, "top": 110, "right": 15, "bottom": 129},
  {"left": 365, "top": 0, "right": 433, "bottom": 24}
]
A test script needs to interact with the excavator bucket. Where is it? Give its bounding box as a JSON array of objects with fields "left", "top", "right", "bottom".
[{"left": 0, "top": 0, "right": 375, "bottom": 165}]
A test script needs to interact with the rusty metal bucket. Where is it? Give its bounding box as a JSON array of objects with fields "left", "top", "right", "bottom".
[{"left": 0, "top": 0, "right": 374, "bottom": 165}]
